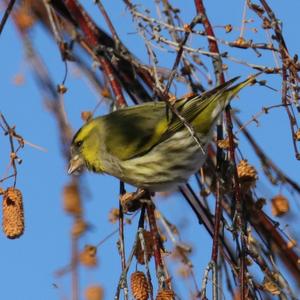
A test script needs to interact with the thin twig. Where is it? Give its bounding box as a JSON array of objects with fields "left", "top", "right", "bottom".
[
  {"left": 118, "top": 182, "right": 128, "bottom": 300},
  {"left": 0, "top": 0, "right": 16, "bottom": 35}
]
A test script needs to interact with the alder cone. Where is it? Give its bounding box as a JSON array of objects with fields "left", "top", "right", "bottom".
[
  {"left": 156, "top": 289, "right": 175, "bottom": 300},
  {"left": 130, "top": 271, "right": 149, "bottom": 300}
]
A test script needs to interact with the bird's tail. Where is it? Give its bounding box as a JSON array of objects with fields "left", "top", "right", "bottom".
[
  {"left": 187, "top": 72, "right": 261, "bottom": 135},
  {"left": 221, "top": 71, "right": 262, "bottom": 106}
]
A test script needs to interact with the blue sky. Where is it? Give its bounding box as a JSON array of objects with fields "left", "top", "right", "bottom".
[{"left": 1, "top": 1, "right": 300, "bottom": 299}]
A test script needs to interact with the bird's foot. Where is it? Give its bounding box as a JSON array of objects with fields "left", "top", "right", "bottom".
[{"left": 120, "top": 188, "right": 154, "bottom": 213}]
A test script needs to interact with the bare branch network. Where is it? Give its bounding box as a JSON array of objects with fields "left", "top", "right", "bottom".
[{"left": 1, "top": 0, "right": 300, "bottom": 300}]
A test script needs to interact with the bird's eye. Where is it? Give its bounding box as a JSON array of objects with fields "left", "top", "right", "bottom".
[{"left": 75, "top": 140, "right": 83, "bottom": 147}]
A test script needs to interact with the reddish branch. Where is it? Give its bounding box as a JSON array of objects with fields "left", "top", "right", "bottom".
[
  {"left": 179, "top": 184, "right": 238, "bottom": 272},
  {"left": 194, "top": 0, "right": 224, "bottom": 85},
  {"left": 234, "top": 116, "right": 300, "bottom": 194},
  {"left": 119, "top": 182, "right": 127, "bottom": 278},
  {"left": 146, "top": 203, "right": 166, "bottom": 286},
  {"left": 95, "top": 0, "right": 120, "bottom": 45},
  {"left": 247, "top": 197, "right": 300, "bottom": 282},
  {"left": 194, "top": 0, "right": 247, "bottom": 298},
  {"left": 63, "top": 0, "right": 127, "bottom": 107},
  {"left": 8, "top": 0, "right": 300, "bottom": 298}
]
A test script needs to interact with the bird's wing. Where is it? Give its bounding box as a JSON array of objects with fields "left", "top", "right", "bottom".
[
  {"left": 103, "top": 76, "right": 252, "bottom": 161},
  {"left": 102, "top": 102, "right": 169, "bottom": 160},
  {"left": 159, "top": 77, "right": 240, "bottom": 141}
]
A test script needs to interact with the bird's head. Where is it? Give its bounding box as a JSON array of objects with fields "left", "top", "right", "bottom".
[{"left": 68, "top": 118, "right": 104, "bottom": 175}]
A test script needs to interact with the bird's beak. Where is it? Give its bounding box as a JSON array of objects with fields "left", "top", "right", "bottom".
[{"left": 68, "top": 154, "right": 85, "bottom": 175}]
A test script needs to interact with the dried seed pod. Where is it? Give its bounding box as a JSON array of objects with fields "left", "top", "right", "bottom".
[
  {"left": 2, "top": 187, "right": 24, "bottom": 239},
  {"left": 85, "top": 285, "right": 104, "bottom": 300},
  {"left": 101, "top": 88, "right": 110, "bottom": 98},
  {"left": 108, "top": 208, "right": 120, "bottom": 224},
  {"left": 81, "top": 111, "right": 93, "bottom": 122},
  {"left": 271, "top": 194, "right": 289, "bottom": 217},
  {"left": 222, "top": 64, "right": 229, "bottom": 71},
  {"left": 79, "top": 245, "right": 98, "bottom": 267},
  {"left": 237, "top": 160, "right": 258, "bottom": 189},
  {"left": 217, "top": 138, "right": 230, "bottom": 149},
  {"left": 183, "top": 23, "right": 192, "bottom": 32},
  {"left": 262, "top": 273, "right": 281, "bottom": 295},
  {"left": 63, "top": 182, "right": 82, "bottom": 216},
  {"left": 286, "top": 239, "right": 297, "bottom": 249},
  {"left": 57, "top": 84, "right": 68, "bottom": 94},
  {"left": 230, "top": 37, "right": 252, "bottom": 49},
  {"left": 200, "top": 188, "right": 211, "bottom": 197},
  {"left": 217, "top": 136, "right": 238, "bottom": 149},
  {"left": 135, "top": 230, "right": 154, "bottom": 265},
  {"left": 156, "top": 289, "right": 175, "bottom": 300},
  {"left": 130, "top": 271, "right": 149, "bottom": 300},
  {"left": 225, "top": 24, "right": 233, "bottom": 33},
  {"left": 295, "top": 129, "right": 300, "bottom": 141},
  {"left": 72, "top": 218, "right": 88, "bottom": 237},
  {"left": 262, "top": 17, "right": 272, "bottom": 29}
]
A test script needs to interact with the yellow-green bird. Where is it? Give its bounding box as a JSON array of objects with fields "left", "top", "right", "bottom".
[{"left": 68, "top": 76, "right": 255, "bottom": 192}]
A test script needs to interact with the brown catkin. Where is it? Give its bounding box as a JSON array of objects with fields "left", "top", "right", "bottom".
[
  {"left": 131, "top": 271, "right": 149, "bottom": 300},
  {"left": 63, "top": 182, "right": 82, "bottom": 215},
  {"left": 135, "top": 230, "right": 154, "bottom": 265},
  {"left": 79, "top": 245, "right": 98, "bottom": 267},
  {"left": 85, "top": 285, "right": 104, "bottom": 300},
  {"left": 237, "top": 159, "right": 258, "bottom": 188},
  {"left": 2, "top": 187, "right": 24, "bottom": 239},
  {"left": 72, "top": 217, "right": 88, "bottom": 237},
  {"left": 156, "top": 289, "right": 175, "bottom": 300},
  {"left": 271, "top": 194, "right": 290, "bottom": 217}
]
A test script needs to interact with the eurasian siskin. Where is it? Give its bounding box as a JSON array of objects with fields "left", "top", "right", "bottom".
[{"left": 68, "top": 76, "right": 255, "bottom": 191}]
